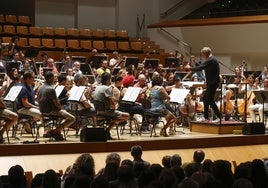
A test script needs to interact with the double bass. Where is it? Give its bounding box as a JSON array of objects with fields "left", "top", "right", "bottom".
[{"left": 179, "top": 93, "right": 195, "bottom": 117}]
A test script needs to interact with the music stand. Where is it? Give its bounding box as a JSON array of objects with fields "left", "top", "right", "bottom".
[
  {"left": 125, "top": 57, "right": 139, "bottom": 68},
  {"left": 175, "top": 72, "right": 189, "bottom": 81},
  {"left": 144, "top": 59, "right": 159, "bottom": 69},
  {"left": 5, "top": 61, "right": 20, "bottom": 74},
  {"left": 164, "top": 58, "right": 180, "bottom": 68},
  {"left": 253, "top": 90, "right": 268, "bottom": 124},
  {"left": 55, "top": 62, "right": 65, "bottom": 73},
  {"left": 89, "top": 55, "right": 108, "bottom": 68},
  {"left": 71, "top": 56, "right": 86, "bottom": 63},
  {"left": 122, "top": 87, "right": 141, "bottom": 104},
  {"left": 24, "top": 48, "right": 39, "bottom": 59},
  {"left": 80, "top": 63, "right": 91, "bottom": 75},
  {"left": 43, "top": 67, "right": 53, "bottom": 75},
  {"left": 244, "top": 71, "right": 261, "bottom": 79}
]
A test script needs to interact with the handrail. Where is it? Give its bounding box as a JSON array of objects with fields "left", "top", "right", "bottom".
[
  {"left": 159, "top": 27, "right": 192, "bottom": 54},
  {"left": 160, "top": 0, "right": 186, "bottom": 18}
]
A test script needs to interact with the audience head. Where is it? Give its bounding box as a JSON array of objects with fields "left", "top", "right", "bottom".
[
  {"left": 170, "top": 154, "right": 182, "bottom": 167},
  {"left": 202, "top": 159, "right": 213, "bottom": 173},
  {"left": 105, "top": 152, "right": 121, "bottom": 166},
  {"left": 158, "top": 168, "right": 177, "bottom": 188},
  {"left": 90, "top": 176, "right": 109, "bottom": 188},
  {"left": 178, "top": 177, "right": 199, "bottom": 188},
  {"left": 211, "top": 160, "right": 234, "bottom": 187},
  {"left": 193, "top": 149, "right": 205, "bottom": 163},
  {"left": 121, "top": 159, "right": 133, "bottom": 168},
  {"left": 131, "top": 145, "right": 143, "bottom": 159},
  {"left": 232, "top": 178, "right": 254, "bottom": 188},
  {"left": 8, "top": 165, "right": 26, "bottom": 187},
  {"left": 73, "top": 153, "right": 95, "bottom": 177},
  {"left": 42, "top": 169, "right": 61, "bottom": 188},
  {"left": 162, "top": 155, "right": 171, "bottom": 168}
]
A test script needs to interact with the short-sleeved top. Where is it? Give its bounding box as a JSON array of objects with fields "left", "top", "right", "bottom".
[
  {"left": 94, "top": 85, "right": 112, "bottom": 110},
  {"left": 16, "top": 83, "right": 35, "bottom": 110},
  {"left": 37, "top": 82, "right": 58, "bottom": 113},
  {"left": 149, "top": 86, "right": 170, "bottom": 115}
]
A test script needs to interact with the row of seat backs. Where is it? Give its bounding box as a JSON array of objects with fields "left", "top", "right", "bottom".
[
  {"left": 1, "top": 36, "right": 143, "bottom": 52},
  {"left": 0, "top": 25, "right": 128, "bottom": 40},
  {"left": 0, "top": 14, "right": 31, "bottom": 26}
]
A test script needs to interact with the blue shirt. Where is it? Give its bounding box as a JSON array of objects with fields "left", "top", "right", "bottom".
[{"left": 16, "top": 83, "right": 35, "bottom": 109}]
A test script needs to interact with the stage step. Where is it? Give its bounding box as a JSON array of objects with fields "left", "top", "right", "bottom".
[{"left": 190, "top": 120, "right": 245, "bottom": 134}]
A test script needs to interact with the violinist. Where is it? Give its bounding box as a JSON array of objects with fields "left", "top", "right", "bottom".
[
  {"left": 163, "top": 72, "right": 175, "bottom": 94},
  {"left": 190, "top": 47, "right": 221, "bottom": 122},
  {"left": 96, "top": 60, "right": 110, "bottom": 77},
  {"left": 8, "top": 36, "right": 24, "bottom": 60},
  {"left": 248, "top": 77, "right": 268, "bottom": 122},
  {"left": 109, "top": 51, "right": 125, "bottom": 69}
]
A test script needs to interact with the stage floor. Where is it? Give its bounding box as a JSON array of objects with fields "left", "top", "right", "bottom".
[{"left": 1, "top": 121, "right": 268, "bottom": 157}]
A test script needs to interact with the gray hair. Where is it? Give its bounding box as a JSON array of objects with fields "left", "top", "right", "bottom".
[{"left": 201, "top": 47, "right": 212, "bottom": 54}]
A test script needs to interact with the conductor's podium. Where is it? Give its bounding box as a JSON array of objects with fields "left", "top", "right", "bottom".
[{"left": 190, "top": 120, "right": 244, "bottom": 134}]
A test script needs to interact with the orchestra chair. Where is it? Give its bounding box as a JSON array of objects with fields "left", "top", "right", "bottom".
[
  {"left": 42, "top": 27, "right": 54, "bottom": 37},
  {"left": 0, "top": 117, "right": 10, "bottom": 143},
  {"left": 16, "top": 26, "right": 29, "bottom": 36},
  {"left": 130, "top": 41, "right": 143, "bottom": 53},
  {"left": 92, "top": 40, "right": 106, "bottom": 51},
  {"left": 42, "top": 38, "right": 56, "bottom": 50},
  {"left": 80, "top": 40, "right": 92, "bottom": 51},
  {"left": 105, "top": 40, "right": 118, "bottom": 52},
  {"left": 54, "top": 39, "right": 66, "bottom": 50},
  {"left": 18, "top": 16, "right": 32, "bottom": 26},
  {"left": 41, "top": 113, "right": 66, "bottom": 141},
  {"left": 54, "top": 27, "right": 66, "bottom": 38},
  {"left": 92, "top": 28, "right": 105, "bottom": 39},
  {"left": 2, "top": 36, "right": 12, "bottom": 44},
  {"left": 93, "top": 99, "right": 120, "bottom": 140},
  {"left": 29, "top": 26, "right": 42, "bottom": 37},
  {"left": 3, "top": 25, "right": 16, "bottom": 35},
  {"left": 67, "top": 28, "right": 79, "bottom": 38},
  {"left": 104, "top": 29, "right": 116, "bottom": 40},
  {"left": 14, "top": 113, "right": 38, "bottom": 139},
  {"left": 0, "top": 25, "right": 2, "bottom": 35},
  {"left": 79, "top": 28, "right": 92, "bottom": 39},
  {"left": 29, "top": 38, "right": 43, "bottom": 49},
  {"left": 67, "top": 39, "right": 80, "bottom": 51},
  {"left": 5, "top": 14, "right": 18, "bottom": 25},
  {"left": 0, "top": 14, "right": 4, "bottom": 24},
  {"left": 141, "top": 98, "right": 165, "bottom": 137}
]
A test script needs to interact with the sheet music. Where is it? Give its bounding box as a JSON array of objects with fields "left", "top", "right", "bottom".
[
  {"left": 68, "top": 86, "right": 86, "bottom": 102},
  {"left": 55, "top": 85, "right": 65, "bottom": 98},
  {"left": 122, "top": 87, "right": 141, "bottom": 102},
  {"left": 4, "top": 85, "right": 23, "bottom": 102},
  {"left": 181, "top": 81, "right": 205, "bottom": 88},
  {"left": 170, "top": 88, "right": 190, "bottom": 104}
]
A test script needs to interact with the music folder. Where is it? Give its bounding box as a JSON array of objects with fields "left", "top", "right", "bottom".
[
  {"left": 169, "top": 88, "right": 190, "bottom": 104},
  {"left": 4, "top": 85, "right": 23, "bottom": 102},
  {"left": 68, "top": 86, "right": 86, "bottom": 102},
  {"left": 55, "top": 85, "right": 65, "bottom": 98},
  {"left": 122, "top": 87, "right": 141, "bottom": 102}
]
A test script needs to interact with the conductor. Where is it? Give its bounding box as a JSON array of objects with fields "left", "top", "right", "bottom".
[{"left": 190, "top": 47, "right": 221, "bottom": 122}]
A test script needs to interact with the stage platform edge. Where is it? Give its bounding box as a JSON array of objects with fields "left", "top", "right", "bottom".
[{"left": 190, "top": 120, "right": 245, "bottom": 134}]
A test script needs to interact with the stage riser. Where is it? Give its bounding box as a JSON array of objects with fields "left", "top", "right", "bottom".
[{"left": 190, "top": 122, "right": 244, "bottom": 134}]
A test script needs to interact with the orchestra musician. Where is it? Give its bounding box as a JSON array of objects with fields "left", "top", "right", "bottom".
[
  {"left": 0, "top": 99, "right": 18, "bottom": 143},
  {"left": 93, "top": 72, "right": 129, "bottom": 140},
  {"left": 45, "top": 58, "right": 59, "bottom": 75},
  {"left": 96, "top": 60, "right": 110, "bottom": 77},
  {"left": 248, "top": 77, "right": 268, "bottom": 122},
  {"left": 72, "top": 61, "right": 82, "bottom": 75},
  {"left": 8, "top": 36, "right": 24, "bottom": 60},
  {"left": 109, "top": 51, "right": 125, "bottom": 69},
  {"left": 190, "top": 47, "right": 221, "bottom": 122},
  {"left": 122, "top": 64, "right": 135, "bottom": 88},
  {"left": 37, "top": 71, "right": 75, "bottom": 141},
  {"left": 149, "top": 75, "right": 177, "bottom": 136}
]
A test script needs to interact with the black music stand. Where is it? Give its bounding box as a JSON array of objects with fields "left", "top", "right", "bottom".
[
  {"left": 164, "top": 58, "right": 180, "bottom": 68},
  {"left": 89, "top": 55, "right": 108, "bottom": 68},
  {"left": 253, "top": 90, "right": 268, "bottom": 124},
  {"left": 24, "top": 48, "right": 39, "bottom": 59},
  {"left": 71, "top": 56, "right": 86, "bottom": 63},
  {"left": 144, "top": 59, "right": 159, "bottom": 69},
  {"left": 125, "top": 57, "right": 139, "bottom": 68},
  {"left": 5, "top": 61, "right": 20, "bottom": 74},
  {"left": 244, "top": 71, "right": 261, "bottom": 79},
  {"left": 80, "top": 63, "right": 91, "bottom": 75}
]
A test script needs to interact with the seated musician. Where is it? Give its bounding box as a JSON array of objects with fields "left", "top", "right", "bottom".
[
  {"left": 69, "top": 74, "right": 96, "bottom": 121},
  {"left": 37, "top": 71, "right": 75, "bottom": 141},
  {"left": 57, "top": 74, "right": 69, "bottom": 110},
  {"left": 8, "top": 36, "right": 24, "bottom": 60},
  {"left": 109, "top": 51, "right": 124, "bottom": 69},
  {"left": 45, "top": 58, "right": 59, "bottom": 75},
  {"left": 96, "top": 60, "right": 110, "bottom": 77},
  {"left": 0, "top": 99, "right": 18, "bottom": 143},
  {"left": 94, "top": 72, "right": 129, "bottom": 139},
  {"left": 248, "top": 77, "right": 268, "bottom": 122},
  {"left": 239, "top": 74, "right": 255, "bottom": 93},
  {"left": 16, "top": 71, "right": 42, "bottom": 122},
  {"left": 122, "top": 64, "right": 135, "bottom": 88},
  {"left": 163, "top": 72, "right": 175, "bottom": 94},
  {"left": 149, "top": 75, "right": 177, "bottom": 136},
  {"left": 72, "top": 61, "right": 82, "bottom": 75}
]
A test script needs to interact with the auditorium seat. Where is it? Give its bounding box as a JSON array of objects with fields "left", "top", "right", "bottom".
[
  {"left": 67, "top": 28, "right": 79, "bottom": 38},
  {"left": 130, "top": 41, "right": 143, "bottom": 52},
  {"left": 42, "top": 38, "right": 55, "bottom": 49},
  {"left": 18, "top": 37, "right": 29, "bottom": 48},
  {"left": 54, "top": 39, "right": 66, "bottom": 50},
  {"left": 67, "top": 39, "right": 80, "bottom": 51},
  {"left": 29, "top": 26, "right": 42, "bottom": 37},
  {"left": 18, "top": 16, "right": 31, "bottom": 26},
  {"left": 104, "top": 29, "right": 116, "bottom": 40},
  {"left": 117, "top": 41, "right": 131, "bottom": 52},
  {"left": 54, "top": 27, "right": 66, "bottom": 38},
  {"left": 105, "top": 40, "right": 117, "bottom": 51},
  {"left": 80, "top": 40, "right": 92, "bottom": 51},
  {"left": 3, "top": 25, "right": 16, "bottom": 35},
  {"left": 92, "top": 29, "right": 104, "bottom": 39},
  {"left": 42, "top": 27, "right": 54, "bottom": 37},
  {"left": 92, "top": 40, "right": 105, "bottom": 51},
  {"left": 29, "top": 38, "right": 43, "bottom": 49},
  {"left": 2, "top": 36, "right": 12, "bottom": 44},
  {"left": 116, "top": 30, "right": 129, "bottom": 40},
  {"left": 0, "top": 14, "right": 4, "bottom": 24},
  {"left": 79, "top": 29, "right": 91, "bottom": 39},
  {"left": 16, "top": 26, "right": 29, "bottom": 36},
  {"left": 5, "top": 15, "right": 18, "bottom": 25}
]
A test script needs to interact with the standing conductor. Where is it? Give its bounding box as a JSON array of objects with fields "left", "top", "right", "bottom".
[{"left": 190, "top": 47, "right": 221, "bottom": 122}]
